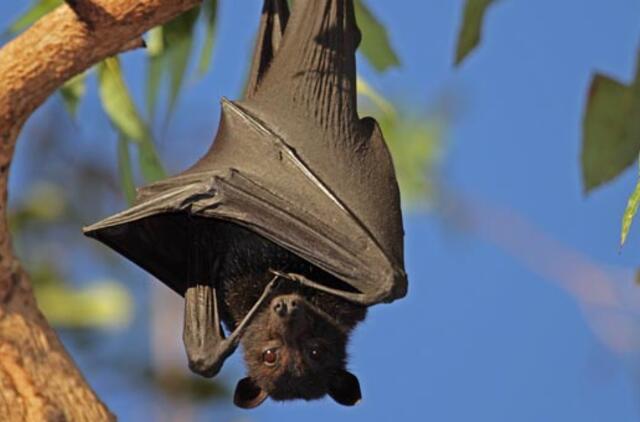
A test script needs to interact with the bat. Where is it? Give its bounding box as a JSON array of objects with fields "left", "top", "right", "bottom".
[{"left": 84, "top": 0, "right": 407, "bottom": 408}]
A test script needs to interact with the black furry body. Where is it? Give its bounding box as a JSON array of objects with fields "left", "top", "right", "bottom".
[{"left": 212, "top": 221, "right": 367, "bottom": 333}]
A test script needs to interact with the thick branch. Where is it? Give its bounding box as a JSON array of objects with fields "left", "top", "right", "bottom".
[{"left": 0, "top": 0, "right": 201, "bottom": 420}]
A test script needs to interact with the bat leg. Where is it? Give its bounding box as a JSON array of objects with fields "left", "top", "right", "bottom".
[{"left": 183, "top": 275, "right": 282, "bottom": 378}]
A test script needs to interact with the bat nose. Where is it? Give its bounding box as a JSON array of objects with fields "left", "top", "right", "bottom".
[
  {"left": 273, "top": 301, "right": 288, "bottom": 317},
  {"left": 272, "top": 296, "right": 300, "bottom": 318}
]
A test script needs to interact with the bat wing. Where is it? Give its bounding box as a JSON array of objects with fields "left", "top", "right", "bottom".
[
  {"left": 245, "top": 0, "right": 289, "bottom": 98},
  {"left": 84, "top": 0, "right": 408, "bottom": 306},
  {"left": 84, "top": 99, "right": 406, "bottom": 305}
]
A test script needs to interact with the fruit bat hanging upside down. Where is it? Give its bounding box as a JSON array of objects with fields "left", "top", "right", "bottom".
[{"left": 84, "top": 0, "right": 407, "bottom": 408}]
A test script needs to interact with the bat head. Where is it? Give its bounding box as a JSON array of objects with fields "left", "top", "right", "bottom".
[{"left": 234, "top": 293, "right": 361, "bottom": 408}]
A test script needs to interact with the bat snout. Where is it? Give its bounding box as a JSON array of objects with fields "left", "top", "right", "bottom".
[{"left": 272, "top": 295, "right": 301, "bottom": 318}]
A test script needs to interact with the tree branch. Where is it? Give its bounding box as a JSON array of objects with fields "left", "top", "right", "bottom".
[{"left": 0, "top": 0, "right": 202, "bottom": 419}]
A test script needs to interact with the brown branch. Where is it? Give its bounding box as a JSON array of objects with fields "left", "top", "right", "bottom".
[{"left": 0, "top": 0, "right": 202, "bottom": 419}]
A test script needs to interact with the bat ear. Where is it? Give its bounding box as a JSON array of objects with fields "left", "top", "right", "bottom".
[
  {"left": 328, "top": 370, "right": 362, "bottom": 406},
  {"left": 234, "top": 377, "right": 268, "bottom": 409}
]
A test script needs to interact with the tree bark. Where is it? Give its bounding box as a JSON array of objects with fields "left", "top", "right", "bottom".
[{"left": 0, "top": 1, "right": 201, "bottom": 420}]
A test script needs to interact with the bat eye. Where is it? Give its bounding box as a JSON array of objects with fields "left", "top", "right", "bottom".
[
  {"left": 308, "top": 346, "right": 322, "bottom": 361},
  {"left": 310, "top": 348, "right": 321, "bottom": 360},
  {"left": 262, "top": 348, "right": 279, "bottom": 366}
]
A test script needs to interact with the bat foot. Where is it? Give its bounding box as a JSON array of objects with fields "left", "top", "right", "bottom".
[
  {"left": 187, "top": 343, "right": 234, "bottom": 378},
  {"left": 267, "top": 270, "right": 287, "bottom": 289},
  {"left": 188, "top": 356, "right": 223, "bottom": 378},
  {"left": 268, "top": 269, "right": 292, "bottom": 287},
  {"left": 184, "top": 335, "right": 232, "bottom": 378}
]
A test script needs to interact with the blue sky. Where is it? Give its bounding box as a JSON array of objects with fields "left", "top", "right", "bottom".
[{"left": 3, "top": 0, "right": 640, "bottom": 421}]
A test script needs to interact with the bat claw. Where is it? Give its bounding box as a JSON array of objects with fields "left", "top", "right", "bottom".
[{"left": 269, "top": 269, "right": 293, "bottom": 282}]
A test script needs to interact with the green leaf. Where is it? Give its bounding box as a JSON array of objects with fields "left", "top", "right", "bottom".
[
  {"left": 145, "top": 8, "right": 200, "bottom": 120},
  {"left": 383, "top": 115, "right": 443, "bottom": 205},
  {"left": 34, "top": 280, "right": 133, "bottom": 329},
  {"left": 59, "top": 72, "right": 86, "bottom": 117},
  {"left": 146, "top": 27, "right": 165, "bottom": 118},
  {"left": 454, "top": 0, "right": 496, "bottom": 66},
  {"left": 98, "top": 58, "right": 150, "bottom": 142},
  {"left": 8, "top": 0, "right": 62, "bottom": 33},
  {"left": 621, "top": 163, "right": 640, "bottom": 247},
  {"left": 197, "top": 0, "right": 219, "bottom": 76},
  {"left": 147, "top": 26, "right": 165, "bottom": 57},
  {"left": 357, "top": 81, "right": 443, "bottom": 205},
  {"left": 357, "top": 76, "right": 396, "bottom": 117},
  {"left": 9, "top": 182, "right": 67, "bottom": 233},
  {"left": 98, "top": 57, "right": 166, "bottom": 183},
  {"left": 354, "top": 0, "right": 400, "bottom": 72},
  {"left": 146, "top": 55, "right": 164, "bottom": 118},
  {"left": 163, "top": 8, "right": 200, "bottom": 115},
  {"left": 581, "top": 54, "right": 640, "bottom": 192},
  {"left": 138, "top": 142, "right": 166, "bottom": 183},
  {"left": 117, "top": 137, "right": 136, "bottom": 205}
]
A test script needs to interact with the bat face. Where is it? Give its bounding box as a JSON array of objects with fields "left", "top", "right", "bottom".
[{"left": 234, "top": 293, "right": 362, "bottom": 408}]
